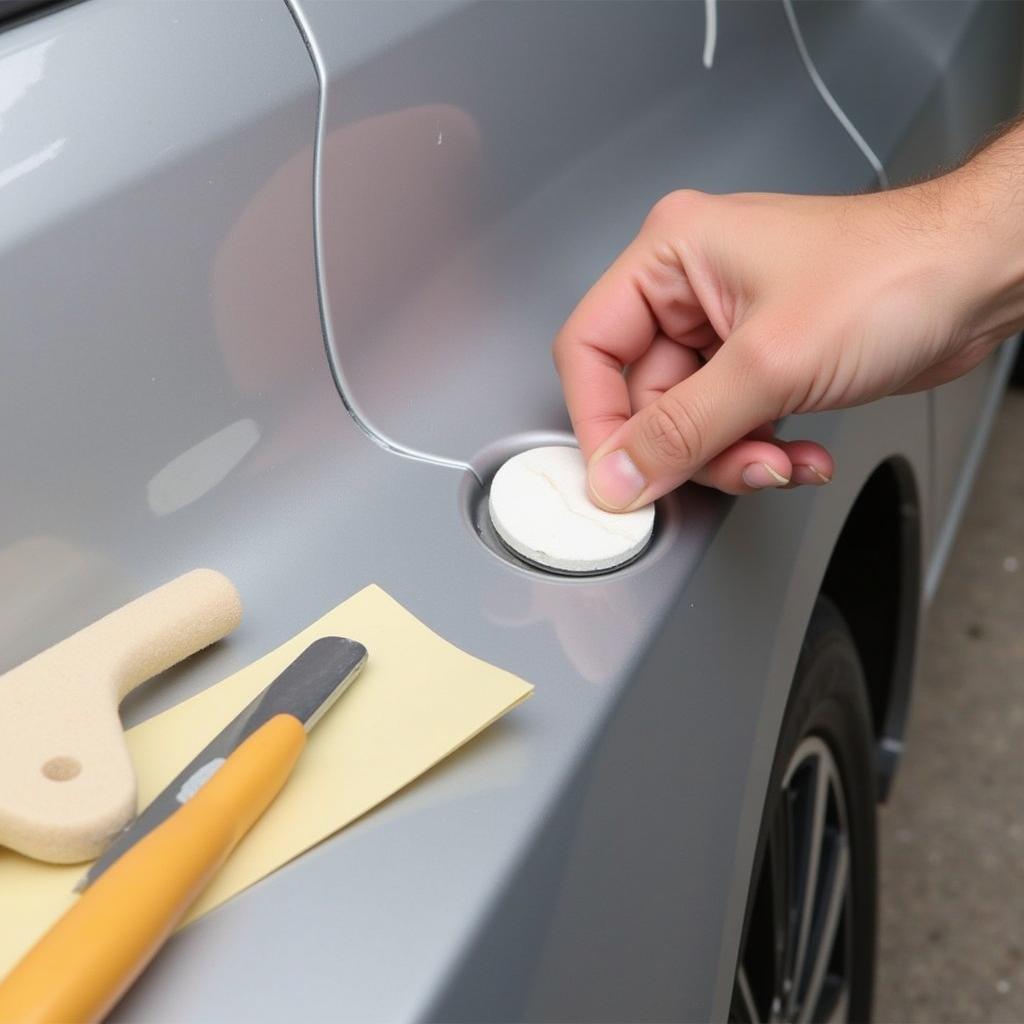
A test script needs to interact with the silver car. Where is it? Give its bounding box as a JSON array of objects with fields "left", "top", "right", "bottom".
[{"left": 1, "top": 0, "right": 1020, "bottom": 1020}]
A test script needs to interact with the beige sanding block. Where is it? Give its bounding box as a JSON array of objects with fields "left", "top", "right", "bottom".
[{"left": 0, "top": 569, "right": 242, "bottom": 864}]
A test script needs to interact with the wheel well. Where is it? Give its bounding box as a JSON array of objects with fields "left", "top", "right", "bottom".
[{"left": 818, "top": 459, "right": 921, "bottom": 800}]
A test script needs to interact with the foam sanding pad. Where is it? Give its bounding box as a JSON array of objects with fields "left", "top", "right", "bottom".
[
  {"left": 0, "top": 569, "right": 242, "bottom": 863},
  {"left": 488, "top": 446, "right": 655, "bottom": 574}
]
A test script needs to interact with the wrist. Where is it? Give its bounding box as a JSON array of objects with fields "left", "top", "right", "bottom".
[{"left": 935, "top": 154, "right": 1024, "bottom": 346}]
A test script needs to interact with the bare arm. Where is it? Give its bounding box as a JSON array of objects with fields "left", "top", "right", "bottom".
[{"left": 553, "top": 115, "right": 1024, "bottom": 509}]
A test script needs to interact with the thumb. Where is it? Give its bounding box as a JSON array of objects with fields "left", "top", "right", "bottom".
[{"left": 586, "top": 333, "right": 778, "bottom": 510}]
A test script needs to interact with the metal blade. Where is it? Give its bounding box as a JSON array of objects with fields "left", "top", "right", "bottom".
[{"left": 76, "top": 636, "right": 367, "bottom": 892}]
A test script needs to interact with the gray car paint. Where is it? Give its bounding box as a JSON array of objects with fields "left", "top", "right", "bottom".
[{"left": 0, "top": 1, "right": 1017, "bottom": 1021}]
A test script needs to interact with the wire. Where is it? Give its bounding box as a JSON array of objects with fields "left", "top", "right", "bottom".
[
  {"left": 782, "top": 0, "right": 889, "bottom": 189},
  {"left": 703, "top": 0, "right": 718, "bottom": 69},
  {"left": 283, "top": 0, "right": 479, "bottom": 481}
]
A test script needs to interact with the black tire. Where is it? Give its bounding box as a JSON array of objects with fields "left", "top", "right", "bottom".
[
  {"left": 1012, "top": 341, "right": 1024, "bottom": 387},
  {"left": 730, "top": 597, "right": 877, "bottom": 1024}
]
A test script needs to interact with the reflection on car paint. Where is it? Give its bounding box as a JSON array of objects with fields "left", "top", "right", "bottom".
[{"left": 147, "top": 419, "right": 261, "bottom": 516}]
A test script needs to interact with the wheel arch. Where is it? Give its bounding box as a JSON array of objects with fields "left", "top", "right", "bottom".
[{"left": 818, "top": 456, "right": 922, "bottom": 801}]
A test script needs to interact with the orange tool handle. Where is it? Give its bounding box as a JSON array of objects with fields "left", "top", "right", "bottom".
[{"left": 0, "top": 714, "right": 306, "bottom": 1024}]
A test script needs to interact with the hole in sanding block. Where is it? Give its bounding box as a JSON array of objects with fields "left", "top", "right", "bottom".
[{"left": 42, "top": 756, "right": 81, "bottom": 781}]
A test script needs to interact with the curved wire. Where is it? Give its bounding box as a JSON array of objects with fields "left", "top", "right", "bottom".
[
  {"left": 284, "top": 0, "right": 479, "bottom": 481},
  {"left": 782, "top": 0, "right": 889, "bottom": 189}
]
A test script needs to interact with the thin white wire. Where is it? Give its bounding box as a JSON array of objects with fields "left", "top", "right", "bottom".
[
  {"left": 781, "top": 0, "right": 889, "bottom": 189},
  {"left": 284, "top": 0, "right": 478, "bottom": 481},
  {"left": 703, "top": 0, "right": 718, "bottom": 69}
]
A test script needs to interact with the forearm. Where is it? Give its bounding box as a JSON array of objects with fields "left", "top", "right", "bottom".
[{"left": 941, "top": 114, "right": 1024, "bottom": 347}]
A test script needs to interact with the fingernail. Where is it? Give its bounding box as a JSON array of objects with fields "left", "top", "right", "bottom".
[
  {"left": 589, "top": 449, "right": 647, "bottom": 509},
  {"left": 792, "top": 464, "right": 832, "bottom": 486},
  {"left": 742, "top": 462, "right": 790, "bottom": 489}
]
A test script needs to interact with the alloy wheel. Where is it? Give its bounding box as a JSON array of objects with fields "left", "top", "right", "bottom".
[{"left": 731, "top": 736, "right": 854, "bottom": 1024}]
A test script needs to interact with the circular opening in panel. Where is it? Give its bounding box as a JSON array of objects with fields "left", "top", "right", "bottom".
[{"left": 460, "top": 431, "right": 679, "bottom": 579}]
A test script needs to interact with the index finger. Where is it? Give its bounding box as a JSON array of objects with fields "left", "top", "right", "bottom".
[{"left": 553, "top": 246, "right": 660, "bottom": 460}]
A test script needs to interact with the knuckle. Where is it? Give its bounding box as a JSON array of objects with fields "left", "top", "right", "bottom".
[
  {"left": 552, "top": 328, "right": 605, "bottom": 377},
  {"left": 643, "top": 190, "right": 708, "bottom": 234},
  {"left": 645, "top": 188, "right": 706, "bottom": 229},
  {"left": 642, "top": 191, "right": 715, "bottom": 274},
  {"left": 641, "top": 396, "right": 706, "bottom": 468}
]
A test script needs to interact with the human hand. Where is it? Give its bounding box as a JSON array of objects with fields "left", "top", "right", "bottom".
[{"left": 553, "top": 171, "right": 1023, "bottom": 510}]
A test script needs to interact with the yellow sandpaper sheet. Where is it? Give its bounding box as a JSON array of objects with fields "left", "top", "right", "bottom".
[{"left": 0, "top": 584, "right": 533, "bottom": 979}]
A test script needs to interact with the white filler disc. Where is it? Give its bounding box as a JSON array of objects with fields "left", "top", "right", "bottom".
[{"left": 488, "top": 446, "right": 655, "bottom": 574}]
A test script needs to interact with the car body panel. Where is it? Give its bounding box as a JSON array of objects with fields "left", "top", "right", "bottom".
[
  {"left": 297, "top": 0, "right": 882, "bottom": 468},
  {"left": 0, "top": 1, "right": 1017, "bottom": 1021},
  {"left": 0, "top": 0, "right": 321, "bottom": 673}
]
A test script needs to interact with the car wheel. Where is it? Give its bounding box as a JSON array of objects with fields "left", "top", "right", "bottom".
[
  {"left": 730, "top": 597, "right": 877, "bottom": 1024},
  {"left": 1011, "top": 337, "right": 1024, "bottom": 386}
]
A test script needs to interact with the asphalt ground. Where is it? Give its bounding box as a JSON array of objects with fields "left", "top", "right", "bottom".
[{"left": 875, "top": 387, "right": 1024, "bottom": 1023}]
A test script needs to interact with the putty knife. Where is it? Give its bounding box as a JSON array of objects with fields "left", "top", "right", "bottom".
[{"left": 0, "top": 636, "right": 367, "bottom": 1024}]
